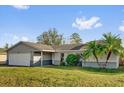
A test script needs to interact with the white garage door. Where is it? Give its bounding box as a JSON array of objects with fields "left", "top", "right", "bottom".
[{"left": 9, "top": 53, "right": 31, "bottom": 66}]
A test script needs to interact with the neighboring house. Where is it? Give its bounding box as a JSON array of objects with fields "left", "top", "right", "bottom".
[
  {"left": 7, "top": 41, "right": 120, "bottom": 68},
  {"left": 0, "top": 54, "right": 7, "bottom": 64},
  {"left": 0, "top": 48, "right": 7, "bottom": 64}
]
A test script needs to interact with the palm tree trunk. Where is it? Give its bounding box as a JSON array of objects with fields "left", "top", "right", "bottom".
[
  {"left": 105, "top": 51, "right": 112, "bottom": 67},
  {"left": 93, "top": 52, "right": 100, "bottom": 67}
]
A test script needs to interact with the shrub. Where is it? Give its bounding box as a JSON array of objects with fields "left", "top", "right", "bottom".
[
  {"left": 60, "top": 62, "right": 65, "bottom": 66},
  {"left": 66, "top": 54, "right": 79, "bottom": 66}
]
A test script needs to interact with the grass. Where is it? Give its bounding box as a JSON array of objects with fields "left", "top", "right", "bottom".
[{"left": 0, "top": 65, "right": 124, "bottom": 87}]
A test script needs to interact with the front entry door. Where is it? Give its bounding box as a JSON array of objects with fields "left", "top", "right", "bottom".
[{"left": 32, "top": 52, "right": 41, "bottom": 66}]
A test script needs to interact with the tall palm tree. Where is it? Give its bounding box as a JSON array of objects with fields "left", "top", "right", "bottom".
[
  {"left": 118, "top": 47, "right": 124, "bottom": 65},
  {"left": 120, "top": 49, "right": 124, "bottom": 60},
  {"left": 102, "top": 32, "right": 121, "bottom": 66},
  {"left": 82, "top": 41, "right": 104, "bottom": 66}
]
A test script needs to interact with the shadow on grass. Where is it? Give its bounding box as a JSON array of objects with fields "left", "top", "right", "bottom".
[
  {"left": 0, "top": 64, "right": 9, "bottom": 67},
  {"left": 44, "top": 65, "right": 124, "bottom": 75},
  {"left": 1, "top": 64, "right": 124, "bottom": 75},
  {"left": 0, "top": 64, "right": 30, "bottom": 68}
]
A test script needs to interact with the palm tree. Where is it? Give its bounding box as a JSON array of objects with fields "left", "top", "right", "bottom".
[
  {"left": 82, "top": 41, "right": 104, "bottom": 66},
  {"left": 118, "top": 47, "right": 124, "bottom": 65},
  {"left": 102, "top": 32, "right": 121, "bottom": 66},
  {"left": 119, "top": 48, "right": 124, "bottom": 60}
]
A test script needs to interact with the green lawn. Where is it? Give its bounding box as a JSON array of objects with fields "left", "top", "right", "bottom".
[{"left": 0, "top": 65, "right": 124, "bottom": 87}]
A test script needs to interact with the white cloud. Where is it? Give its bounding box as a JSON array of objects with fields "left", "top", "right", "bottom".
[
  {"left": 12, "top": 5, "right": 30, "bottom": 10},
  {"left": 0, "top": 33, "right": 34, "bottom": 47},
  {"left": 12, "top": 35, "right": 29, "bottom": 43},
  {"left": 21, "top": 36, "right": 29, "bottom": 41},
  {"left": 72, "top": 16, "right": 102, "bottom": 30},
  {"left": 13, "top": 35, "right": 20, "bottom": 41},
  {"left": 119, "top": 25, "right": 124, "bottom": 32},
  {"left": 94, "top": 23, "right": 102, "bottom": 28},
  {"left": 119, "top": 21, "right": 124, "bottom": 32},
  {"left": 3, "top": 33, "right": 29, "bottom": 44}
]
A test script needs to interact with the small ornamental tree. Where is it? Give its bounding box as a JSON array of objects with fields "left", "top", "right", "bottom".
[{"left": 66, "top": 54, "right": 79, "bottom": 66}]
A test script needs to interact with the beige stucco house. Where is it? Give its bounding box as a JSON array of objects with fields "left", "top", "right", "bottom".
[{"left": 7, "top": 41, "right": 120, "bottom": 68}]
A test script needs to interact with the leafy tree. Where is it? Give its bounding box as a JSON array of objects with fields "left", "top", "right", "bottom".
[
  {"left": 102, "top": 32, "right": 122, "bottom": 66},
  {"left": 37, "top": 28, "right": 64, "bottom": 45},
  {"left": 70, "top": 33, "right": 82, "bottom": 44},
  {"left": 66, "top": 54, "right": 79, "bottom": 66},
  {"left": 4, "top": 43, "right": 9, "bottom": 50}
]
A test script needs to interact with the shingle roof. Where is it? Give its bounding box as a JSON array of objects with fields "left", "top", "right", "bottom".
[
  {"left": 7, "top": 41, "right": 54, "bottom": 52},
  {"left": 22, "top": 42, "right": 54, "bottom": 50},
  {"left": 8, "top": 41, "right": 86, "bottom": 52},
  {"left": 11, "top": 40, "right": 106, "bottom": 51},
  {"left": 53, "top": 44, "right": 85, "bottom": 50},
  {"left": 24, "top": 42, "right": 86, "bottom": 51}
]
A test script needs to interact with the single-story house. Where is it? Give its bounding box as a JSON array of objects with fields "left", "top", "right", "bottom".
[{"left": 7, "top": 41, "right": 120, "bottom": 68}]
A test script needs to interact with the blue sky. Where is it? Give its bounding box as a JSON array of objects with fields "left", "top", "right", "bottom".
[{"left": 0, "top": 5, "right": 124, "bottom": 47}]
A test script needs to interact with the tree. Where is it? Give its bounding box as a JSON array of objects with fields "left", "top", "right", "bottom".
[
  {"left": 118, "top": 47, "right": 124, "bottom": 65},
  {"left": 4, "top": 43, "right": 9, "bottom": 50},
  {"left": 66, "top": 54, "right": 79, "bottom": 66},
  {"left": 70, "top": 33, "right": 82, "bottom": 44},
  {"left": 102, "top": 32, "right": 122, "bottom": 66},
  {"left": 118, "top": 47, "right": 124, "bottom": 60},
  {"left": 37, "top": 28, "right": 64, "bottom": 45},
  {"left": 82, "top": 41, "right": 105, "bottom": 67},
  {"left": 81, "top": 32, "right": 122, "bottom": 68}
]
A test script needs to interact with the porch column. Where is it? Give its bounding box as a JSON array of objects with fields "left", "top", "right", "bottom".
[{"left": 41, "top": 52, "right": 43, "bottom": 66}]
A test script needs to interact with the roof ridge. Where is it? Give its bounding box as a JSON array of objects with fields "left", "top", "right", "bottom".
[
  {"left": 22, "top": 41, "right": 53, "bottom": 47},
  {"left": 8, "top": 41, "right": 86, "bottom": 52}
]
